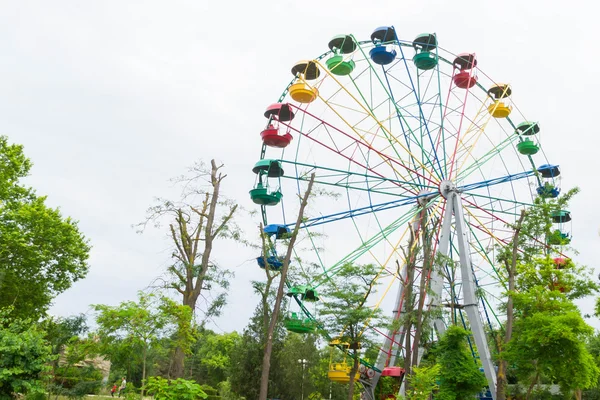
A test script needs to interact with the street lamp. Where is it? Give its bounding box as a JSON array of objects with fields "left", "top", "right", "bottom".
[{"left": 298, "top": 358, "right": 308, "bottom": 400}]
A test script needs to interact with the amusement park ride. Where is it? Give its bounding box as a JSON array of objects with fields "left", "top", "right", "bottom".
[{"left": 250, "top": 26, "right": 570, "bottom": 400}]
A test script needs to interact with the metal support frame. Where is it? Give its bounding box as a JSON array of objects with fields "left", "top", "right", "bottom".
[
  {"left": 433, "top": 183, "right": 497, "bottom": 399},
  {"left": 364, "top": 182, "right": 497, "bottom": 400}
]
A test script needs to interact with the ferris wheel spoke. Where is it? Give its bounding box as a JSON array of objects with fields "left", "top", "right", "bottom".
[
  {"left": 316, "top": 68, "right": 442, "bottom": 187},
  {"left": 280, "top": 160, "right": 436, "bottom": 197},
  {"left": 461, "top": 196, "right": 566, "bottom": 260},
  {"left": 345, "top": 41, "right": 444, "bottom": 182},
  {"left": 446, "top": 97, "right": 496, "bottom": 179},
  {"left": 285, "top": 105, "right": 440, "bottom": 188},
  {"left": 307, "top": 202, "right": 437, "bottom": 288},
  {"left": 454, "top": 135, "right": 521, "bottom": 183},
  {"left": 458, "top": 170, "right": 536, "bottom": 192},
  {"left": 394, "top": 43, "right": 445, "bottom": 180},
  {"left": 288, "top": 192, "right": 438, "bottom": 230},
  {"left": 463, "top": 191, "right": 535, "bottom": 219}
]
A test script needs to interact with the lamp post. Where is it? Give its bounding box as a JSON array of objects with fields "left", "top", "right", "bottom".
[{"left": 298, "top": 358, "right": 308, "bottom": 400}]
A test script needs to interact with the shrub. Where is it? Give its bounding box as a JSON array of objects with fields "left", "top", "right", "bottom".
[{"left": 145, "top": 376, "right": 208, "bottom": 400}]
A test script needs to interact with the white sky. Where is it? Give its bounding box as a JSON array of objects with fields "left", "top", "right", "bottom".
[{"left": 1, "top": 0, "right": 598, "bottom": 333}]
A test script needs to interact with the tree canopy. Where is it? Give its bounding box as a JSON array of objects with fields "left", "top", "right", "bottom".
[{"left": 0, "top": 135, "right": 90, "bottom": 320}]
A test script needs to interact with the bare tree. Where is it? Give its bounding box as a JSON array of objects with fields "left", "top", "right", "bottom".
[
  {"left": 138, "top": 159, "right": 239, "bottom": 378},
  {"left": 258, "top": 173, "right": 315, "bottom": 400}
]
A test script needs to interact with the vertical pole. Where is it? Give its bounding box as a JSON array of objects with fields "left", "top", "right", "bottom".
[
  {"left": 452, "top": 192, "right": 497, "bottom": 400},
  {"left": 430, "top": 197, "right": 454, "bottom": 336},
  {"left": 301, "top": 362, "right": 305, "bottom": 400}
]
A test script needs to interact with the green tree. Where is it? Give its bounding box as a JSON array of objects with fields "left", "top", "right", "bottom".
[
  {"left": 138, "top": 160, "right": 239, "bottom": 378},
  {"left": 432, "top": 325, "right": 487, "bottom": 400},
  {"left": 494, "top": 188, "right": 597, "bottom": 400},
  {"left": 0, "top": 309, "right": 53, "bottom": 398},
  {"left": 93, "top": 292, "right": 185, "bottom": 398},
  {"left": 186, "top": 329, "right": 240, "bottom": 387},
  {"left": 0, "top": 136, "right": 91, "bottom": 320},
  {"left": 405, "top": 364, "right": 441, "bottom": 400},
  {"left": 583, "top": 333, "right": 600, "bottom": 400},
  {"left": 506, "top": 286, "right": 599, "bottom": 398},
  {"left": 229, "top": 299, "right": 286, "bottom": 399},
  {"left": 319, "top": 262, "right": 386, "bottom": 400},
  {"left": 277, "top": 333, "right": 320, "bottom": 400}
]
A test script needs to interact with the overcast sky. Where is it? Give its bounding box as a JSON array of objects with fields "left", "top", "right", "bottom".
[{"left": 1, "top": 0, "right": 598, "bottom": 333}]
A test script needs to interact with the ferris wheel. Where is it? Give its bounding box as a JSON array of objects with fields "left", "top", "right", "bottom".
[{"left": 250, "top": 26, "right": 568, "bottom": 400}]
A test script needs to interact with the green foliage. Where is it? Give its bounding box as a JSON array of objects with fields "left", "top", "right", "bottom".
[
  {"left": 145, "top": 376, "right": 208, "bottom": 400},
  {"left": 276, "top": 333, "right": 320, "bottom": 400},
  {"left": 515, "top": 257, "right": 598, "bottom": 301},
  {"left": 94, "top": 292, "right": 187, "bottom": 394},
  {"left": 432, "top": 326, "right": 487, "bottom": 400},
  {"left": 0, "top": 136, "right": 91, "bottom": 320},
  {"left": 217, "top": 380, "right": 245, "bottom": 400},
  {"left": 405, "top": 364, "right": 441, "bottom": 400},
  {"left": 319, "top": 263, "right": 386, "bottom": 400},
  {"left": 228, "top": 296, "right": 287, "bottom": 399},
  {"left": 507, "top": 287, "right": 599, "bottom": 395},
  {"left": 54, "top": 364, "right": 103, "bottom": 391},
  {"left": 319, "top": 263, "right": 386, "bottom": 349},
  {"left": 187, "top": 329, "right": 240, "bottom": 387},
  {"left": 93, "top": 292, "right": 171, "bottom": 348},
  {"left": 0, "top": 309, "right": 53, "bottom": 398},
  {"left": 160, "top": 297, "right": 196, "bottom": 357},
  {"left": 42, "top": 314, "right": 88, "bottom": 359}
]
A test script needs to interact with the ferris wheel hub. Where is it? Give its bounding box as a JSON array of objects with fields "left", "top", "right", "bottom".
[{"left": 438, "top": 180, "right": 457, "bottom": 199}]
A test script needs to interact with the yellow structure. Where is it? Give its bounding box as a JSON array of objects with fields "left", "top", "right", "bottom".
[
  {"left": 487, "top": 83, "right": 512, "bottom": 118},
  {"left": 327, "top": 339, "right": 359, "bottom": 383},
  {"left": 289, "top": 82, "right": 318, "bottom": 103},
  {"left": 290, "top": 60, "right": 320, "bottom": 104}
]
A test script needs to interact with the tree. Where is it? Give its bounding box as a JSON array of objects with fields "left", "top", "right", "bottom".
[
  {"left": 398, "top": 211, "right": 439, "bottom": 392},
  {"left": 43, "top": 314, "right": 88, "bottom": 360},
  {"left": 494, "top": 188, "right": 597, "bottom": 400},
  {"left": 404, "top": 364, "right": 441, "bottom": 400},
  {"left": 0, "top": 309, "right": 53, "bottom": 398},
  {"left": 506, "top": 286, "right": 599, "bottom": 398},
  {"left": 186, "top": 329, "right": 240, "bottom": 387},
  {"left": 495, "top": 209, "right": 526, "bottom": 400},
  {"left": 276, "top": 333, "right": 320, "bottom": 400},
  {"left": 139, "top": 160, "right": 239, "bottom": 378},
  {"left": 93, "top": 292, "right": 185, "bottom": 398},
  {"left": 229, "top": 288, "right": 287, "bottom": 399},
  {"left": 432, "top": 325, "right": 487, "bottom": 400},
  {"left": 319, "top": 262, "right": 387, "bottom": 400},
  {"left": 0, "top": 136, "right": 91, "bottom": 320},
  {"left": 258, "top": 173, "right": 315, "bottom": 400}
]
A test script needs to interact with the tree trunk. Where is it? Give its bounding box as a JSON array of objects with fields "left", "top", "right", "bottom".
[
  {"left": 496, "top": 210, "right": 526, "bottom": 400},
  {"left": 141, "top": 345, "right": 147, "bottom": 399},
  {"left": 171, "top": 347, "right": 186, "bottom": 379},
  {"left": 171, "top": 297, "right": 196, "bottom": 379},
  {"left": 402, "top": 264, "right": 415, "bottom": 390},
  {"left": 258, "top": 174, "right": 315, "bottom": 400},
  {"left": 411, "top": 212, "right": 431, "bottom": 368},
  {"left": 347, "top": 355, "right": 359, "bottom": 400},
  {"left": 525, "top": 371, "right": 539, "bottom": 399}
]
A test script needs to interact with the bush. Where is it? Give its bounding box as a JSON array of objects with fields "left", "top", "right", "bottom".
[
  {"left": 145, "top": 376, "right": 208, "bottom": 400},
  {"left": 0, "top": 311, "right": 53, "bottom": 398}
]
